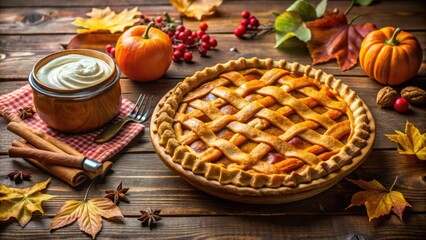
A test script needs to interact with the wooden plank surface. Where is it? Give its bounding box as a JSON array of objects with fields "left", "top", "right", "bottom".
[{"left": 0, "top": 0, "right": 425, "bottom": 239}]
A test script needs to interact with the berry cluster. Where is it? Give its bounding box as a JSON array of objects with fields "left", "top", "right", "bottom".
[
  {"left": 234, "top": 10, "right": 260, "bottom": 38},
  {"left": 105, "top": 44, "right": 115, "bottom": 57},
  {"left": 142, "top": 13, "right": 218, "bottom": 63},
  {"left": 171, "top": 22, "right": 218, "bottom": 63}
]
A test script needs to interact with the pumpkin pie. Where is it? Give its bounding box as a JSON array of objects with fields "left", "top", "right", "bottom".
[{"left": 151, "top": 58, "right": 375, "bottom": 203}]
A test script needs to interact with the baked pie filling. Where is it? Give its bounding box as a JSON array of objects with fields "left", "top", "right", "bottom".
[{"left": 153, "top": 58, "right": 372, "bottom": 189}]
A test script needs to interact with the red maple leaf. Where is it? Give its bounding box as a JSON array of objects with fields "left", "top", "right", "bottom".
[{"left": 306, "top": 12, "right": 376, "bottom": 71}]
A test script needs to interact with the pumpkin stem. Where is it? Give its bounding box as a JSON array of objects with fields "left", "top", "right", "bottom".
[
  {"left": 385, "top": 28, "right": 401, "bottom": 46},
  {"left": 142, "top": 22, "right": 155, "bottom": 39}
]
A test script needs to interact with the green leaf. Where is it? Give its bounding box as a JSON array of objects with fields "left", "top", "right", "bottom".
[
  {"left": 315, "top": 0, "right": 328, "bottom": 18},
  {"left": 286, "top": 0, "right": 317, "bottom": 21},
  {"left": 355, "top": 0, "right": 375, "bottom": 6},
  {"left": 274, "top": 11, "right": 311, "bottom": 48}
]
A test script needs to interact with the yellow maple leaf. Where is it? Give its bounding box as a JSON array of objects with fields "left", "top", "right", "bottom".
[
  {"left": 385, "top": 121, "right": 426, "bottom": 160},
  {"left": 170, "top": 0, "right": 223, "bottom": 20},
  {"left": 72, "top": 7, "right": 141, "bottom": 34},
  {"left": 0, "top": 178, "right": 54, "bottom": 227},
  {"left": 50, "top": 198, "right": 123, "bottom": 239},
  {"left": 346, "top": 177, "right": 411, "bottom": 221}
]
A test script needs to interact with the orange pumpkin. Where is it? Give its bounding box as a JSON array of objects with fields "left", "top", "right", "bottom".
[
  {"left": 359, "top": 27, "right": 422, "bottom": 86},
  {"left": 115, "top": 22, "right": 173, "bottom": 82}
]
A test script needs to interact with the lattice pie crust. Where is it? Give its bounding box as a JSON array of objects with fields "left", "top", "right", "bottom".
[{"left": 151, "top": 58, "right": 373, "bottom": 197}]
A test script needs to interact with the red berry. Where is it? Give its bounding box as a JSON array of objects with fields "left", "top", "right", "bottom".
[
  {"left": 201, "top": 34, "right": 210, "bottom": 42},
  {"left": 249, "top": 17, "right": 259, "bottom": 27},
  {"left": 199, "top": 47, "right": 208, "bottom": 56},
  {"left": 184, "top": 29, "right": 192, "bottom": 37},
  {"left": 196, "top": 30, "right": 205, "bottom": 39},
  {"left": 173, "top": 50, "right": 182, "bottom": 59},
  {"left": 241, "top": 19, "right": 249, "bottom": 26},
  {"left": 174, "top": 30, "right": 181, "bottom": 38},
  {"left": 110, "top": 48, "right": 115, "bottom": 57},
  {"left": 183, "top": 52, "right": 193, "bottom": 63},
  {"left": 234, "top": 25, "right": 246, "bottom": 37},
  {"left": 209, "top": 38, "right": 217, "bottom": 48},
  {"left": 394, "top": 98, "right": 409, "bottom": 112},
  {"left": 167, "top": 30, "right": 174, "bottom": 37},
  {"left": 186, "top": 36, "right": 196, "bottom": 45},
  {"left": 105, "top": 44, "right": 113, "bottom": 53},
  {"left": 201, "top": 41, "right": 210, "bottom": 50},
  {"left": 176, "top": 25, "right": 185, "bottom": 32},
  {"left": 172, "top": 56, "right": 180, "bottom": 62},
  {"left": 241, "top": 10, "right": 250, "bottom": 19},
  {"left": 178, "top": 31, "right": 188, "bottom": 41},
  {"left": 192, "top": 31, "right": 198, "bottom": 38},
  {"left": 156, "top": 16, "right": 163, "bottom": 23},
  {"left": 199, "top": 22, "right": 208, "bottom": 31},
  {"left": 176, "top": 43, "right": 186, "bottom": 53}
]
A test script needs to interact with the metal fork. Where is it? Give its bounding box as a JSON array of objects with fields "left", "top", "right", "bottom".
[{"left": 94, "top": 94, "right": 154, "bottom": 143}]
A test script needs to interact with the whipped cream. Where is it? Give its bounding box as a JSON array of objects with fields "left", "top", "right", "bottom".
[{"left": 36, "top": 54, "right": 111, "bottom": 90}]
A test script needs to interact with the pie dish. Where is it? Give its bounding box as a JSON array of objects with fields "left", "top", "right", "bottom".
[{"left": 150, "top": 58, "right": 375, "bottom": 203}]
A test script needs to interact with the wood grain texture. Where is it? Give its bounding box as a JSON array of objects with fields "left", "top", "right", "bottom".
[
  {"left": 1, "top": 214, "right": 425, "bottom": 239},
  {"left": 0, "top": 33, "right": 425, "bottom": 80},
  {"left": 0, "top": 0, "right": 425, "bottom": 238},
  {"left": 0, "top": 150, "right": 425, "bottom": 216}
]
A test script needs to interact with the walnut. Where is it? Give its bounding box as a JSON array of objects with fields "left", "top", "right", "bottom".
[
  {"left": 401, "top": 86, "right": 426, "bottom": 105},
  {"left": 376, "top": 86, "right": 398, "bottom": 107}
]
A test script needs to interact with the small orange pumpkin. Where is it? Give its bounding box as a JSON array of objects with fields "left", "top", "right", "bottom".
[
  {"left": 115, "top": 22, "right": 173, "bottom": 82},
  {"left": 359, "top": 27, "right": 422, "bottom": 86}
]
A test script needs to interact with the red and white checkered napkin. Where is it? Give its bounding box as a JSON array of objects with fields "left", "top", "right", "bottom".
[{"left": 0, "top": 84, "right": 145, "bottom": 162}]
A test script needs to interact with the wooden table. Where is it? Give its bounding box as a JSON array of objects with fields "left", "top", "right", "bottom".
[{"left": 1, "top": 0, "right": 425, "bottom": 239}]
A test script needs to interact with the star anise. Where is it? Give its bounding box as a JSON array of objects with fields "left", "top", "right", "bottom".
[
  {"left": 18, "top": 107, "right": 35, "bottom": 120},
  {"left": 7, "top": 170, "right": 31, "bottom": 184},
  {"left": 104, "top": 181, "right": 129, "bottom": 205},
  {"left": 138, "top": 208, "right": 162, "bottom": 229}
]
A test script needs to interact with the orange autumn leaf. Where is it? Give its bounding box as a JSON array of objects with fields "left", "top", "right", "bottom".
[
  {"left": 170, "top": 0, "right": 223, "bottom": 20},
  {"left": 50, "top": 198, "right": 123, "bottom": 239},
  {"left": 0, "top": 178, "right": 54, "bottom": 227},
  {"left": 346, "top": 178, "right": 411, "bottom": 221},
  {"left": 72, "top": 7, "right": 141, "bottom": 34},
  {"left": 306, "top": 12, "right": 376, "bottom": 71}
]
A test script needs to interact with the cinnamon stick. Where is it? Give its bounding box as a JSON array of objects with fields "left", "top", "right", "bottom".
[
  {"left": 33, "top": 130, "right": 83, "bottom": 157},
  {"left": 7, "top": 122, "right": 113, "bottom": 186},
  {"left": 9, "top": 146, "right": 85, "bottom": 169},
  {"left": 7, "top": 122, "right": 64, "bottom": 153},
  {"left": 12, "top": 140, "right": 88, "bottom": 187}
]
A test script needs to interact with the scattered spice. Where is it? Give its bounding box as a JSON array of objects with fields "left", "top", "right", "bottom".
[
  {"left": 7, "top": 169, "right": 31, "bottom": 184},
  {"left": 104, "top": 181, "right": 129, "bottom": 205},
  {"left": 138, "top": 207, "right": 162, "bottom": 229},
  {"left": 18, "top": 107, "right": 35, "bottom": 120}
]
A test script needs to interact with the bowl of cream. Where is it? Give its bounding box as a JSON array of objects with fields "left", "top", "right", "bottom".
[{"left": 29, "top": 49, "right": 121, "bottom": 133}]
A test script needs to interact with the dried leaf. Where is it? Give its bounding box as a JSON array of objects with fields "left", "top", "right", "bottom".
[
  {"left": 50, "top": 198, "right": 123, "bottom": 239},
  {"left": 0, "top": 178, "right": 54, "bottom": 227},
  {"left": 66, "top": 33, "right": 121, "bottom": 50},
  {"left": 385, "top": 121, "right": 426, "bottom": 160},
  {"left": 170, "top": 0, "right": 223, "bottom": 20},
  {"left": 346, "top": 178, "right": 411, "bottom": 221},
  {"left": 104, "top": 181, "right": 130, "bottom": 205},
  {"left": 306, "top": 12, "right": 376, "bottom": 71},
  {"left": 72, "top": 7, "right": 141, "bottom": 34}
]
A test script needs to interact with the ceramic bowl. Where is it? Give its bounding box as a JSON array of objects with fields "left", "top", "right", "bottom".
[{"left": 28, "top": 49, "right": 121, "bottom": 133}]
